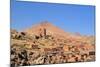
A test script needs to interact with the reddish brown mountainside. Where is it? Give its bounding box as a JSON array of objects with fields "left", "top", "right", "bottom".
[
  {"left": 24, "top": 21, "right": 71, "bottom": 39},
  {"left": 24, "top": 21, "right": 94, "bottom": 41},
  {"left": 11, "top": 21, "right": 95, "bottom": 67}
]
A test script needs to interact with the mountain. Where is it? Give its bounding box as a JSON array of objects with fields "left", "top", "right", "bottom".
[
  {"left": 24, "top": 21, "right": 81, "bottom": 39},
  {"left": 11, "top": 21, "right": 95, "bottom": 66},
  {"left": 25, "top": 21, "right": 66, "bottom": 34}
]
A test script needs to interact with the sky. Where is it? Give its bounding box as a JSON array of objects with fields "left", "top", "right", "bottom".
[{"left": 11, "top": 0, "right": 95, "bottom": 35}]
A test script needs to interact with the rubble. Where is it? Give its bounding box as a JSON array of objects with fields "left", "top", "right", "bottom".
[{"left": 11, "top": 22, "right": 95, "bottom": 67}]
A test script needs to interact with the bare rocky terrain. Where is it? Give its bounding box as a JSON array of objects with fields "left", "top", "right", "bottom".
[{"left": 11, "top": 21, "right": 95, "bottom": 67}]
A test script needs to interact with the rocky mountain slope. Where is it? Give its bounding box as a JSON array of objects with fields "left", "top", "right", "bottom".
[{"left": 11, "top": 21, "right": 95, "bottom": 67}]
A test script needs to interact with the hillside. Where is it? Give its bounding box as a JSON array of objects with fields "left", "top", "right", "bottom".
[{"left": 11, "top": 21, "right": 95, "bottom": 67}]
